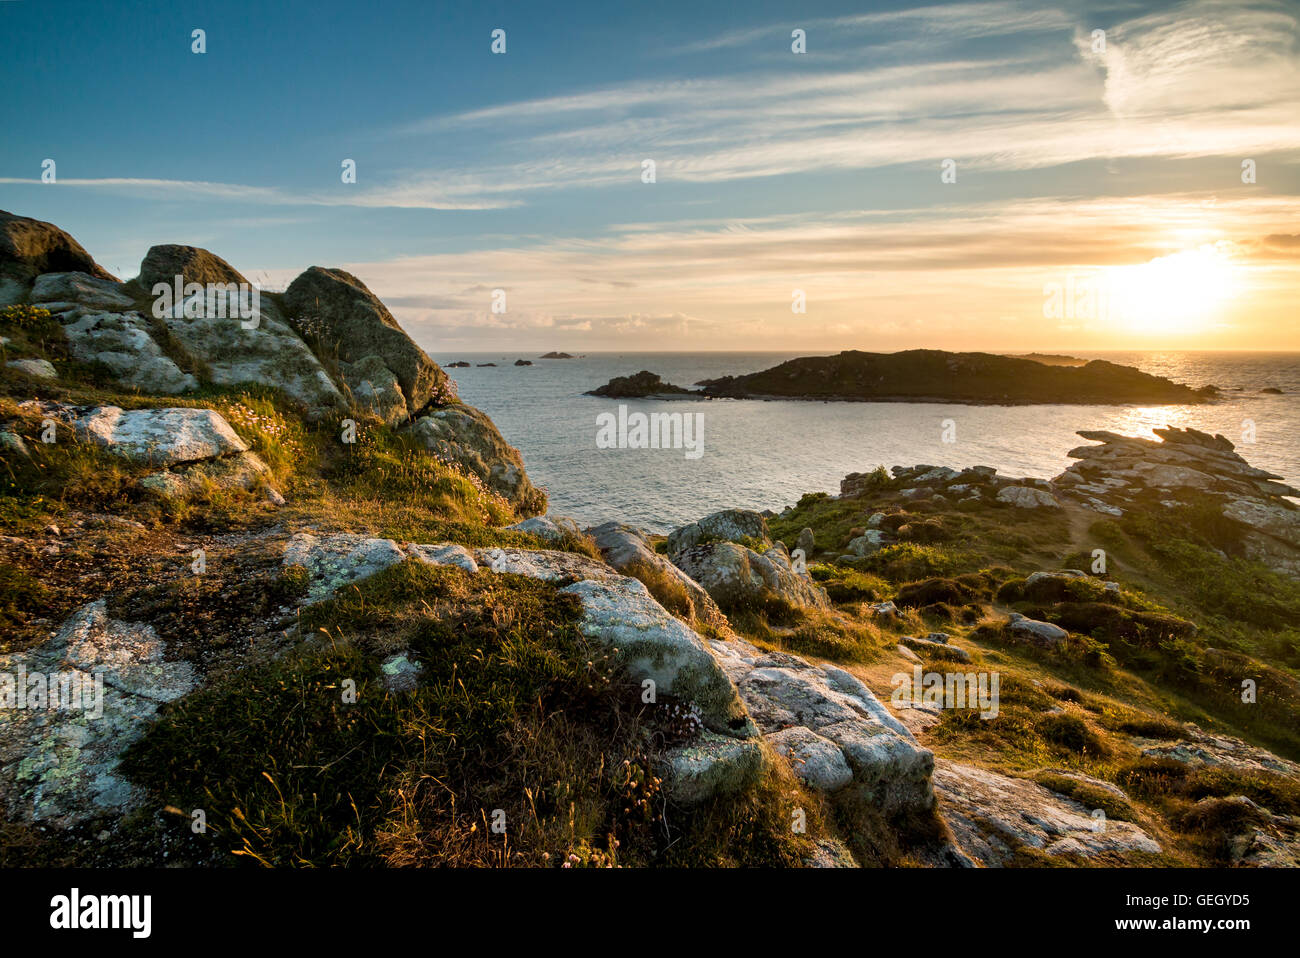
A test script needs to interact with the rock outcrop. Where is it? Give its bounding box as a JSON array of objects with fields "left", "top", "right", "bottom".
[
  {"left": 409, "top": 404, "right": 546, "bottom": 516},
  {"left": 1055, "top": 427, "right": 1300, "bottom": 577},
  {"left": 0, "top": 213, "right": 545, "bottom": 515},
  {"left": 711, "top": 638, "right": 934, "bottom": 814},
  {"left": 934, "top": 760, "right": 1161, "bottom": 866},
  {"left": 0, "top": 209, "right": 118, "bottom": 289},
  {"left": 281, "top": 532, "right": 754, "bottom": 738},
  {"left": 283, "top": 266, "right": 449, "bottom": 423}
]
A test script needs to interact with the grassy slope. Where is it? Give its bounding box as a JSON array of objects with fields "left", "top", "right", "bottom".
[{"left": 763, "top": 476, "right": 1300, "bottom": 865}]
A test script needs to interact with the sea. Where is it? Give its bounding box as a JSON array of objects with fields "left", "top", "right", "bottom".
[{"left": 422, "top": 350, "right": 1300, "bottom": 533}]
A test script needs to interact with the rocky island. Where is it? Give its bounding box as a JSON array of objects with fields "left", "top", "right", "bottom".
[
  {"left": 691, "top": 349, "right": 1211, "bottom": 404},
  {"left": 2, "top": 210, "right": 1297, "bottom": 870},
  {"left": 586, "top": 369, "right": 698, "bottom": 399}
]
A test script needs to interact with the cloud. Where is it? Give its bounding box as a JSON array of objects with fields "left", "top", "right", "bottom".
[
  {"left": 0, "top": 175, "right": 520, "bottom": 211},
  {"left": 374, "top": 1, "right": 1300, "bottom": 203},
  {"left": 281, "top": 189, "right": 1298, "bottom": 350}
]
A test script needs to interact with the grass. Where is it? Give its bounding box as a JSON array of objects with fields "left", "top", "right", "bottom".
[
  {"left": 118, "top": 560, "right": 822, "bottom": 867},
  {"left": 620, "top": 558, "right": 696, "bottom": 621}
]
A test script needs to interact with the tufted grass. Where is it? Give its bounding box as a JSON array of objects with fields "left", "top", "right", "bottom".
[{"left": 118, "top": 560, "right": 821, "bottom": 867}]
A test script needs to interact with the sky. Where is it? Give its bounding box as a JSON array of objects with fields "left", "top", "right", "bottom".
[{"left": 1, "top": 0, "right": 1298, "bottom": 352}]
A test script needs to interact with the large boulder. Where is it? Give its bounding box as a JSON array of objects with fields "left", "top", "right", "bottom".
[
  {"left": 283, "top": 266, "right": 448, "bottom": 421},
  {"left": 409, "top": 404, "right": 546, "bottom": 516},
  {"left": 138, "top": 244, "right": 249, "bottom": 292},
  {"left": 673, "top": 540, "right": 831, "bottom": 612},
  {"left": 61, "top": 311, "right": 198, "bottom": 394},
  {"left": 667, "top": 508, "right": 771, "bottom": 555},
  {"left": 0, "top": 209, "right": 118, "bottom": 285},
  {"left": 159, "top": 292, "right": 347, "bottom": 418}
]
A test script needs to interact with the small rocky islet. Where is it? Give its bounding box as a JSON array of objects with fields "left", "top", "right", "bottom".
[{"left": 2, "top": 208, "right": 1298, "bottom": 868}]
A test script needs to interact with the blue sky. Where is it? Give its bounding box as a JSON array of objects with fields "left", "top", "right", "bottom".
[{"left": 2, "top": 0, "right": 1298, "bottom": 350}]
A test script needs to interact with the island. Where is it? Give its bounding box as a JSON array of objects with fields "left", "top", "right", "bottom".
[
  {"left": 585, "top": 369, "right": 699, "bottom": 398},
  {"left": 687, "top": 349, "right": 1211, "bottom": 405},
  {"left": 540, "top": 351, "right": 575, "bottom": 359}
]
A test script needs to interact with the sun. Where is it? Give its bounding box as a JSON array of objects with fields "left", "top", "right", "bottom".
[{"left": 1104, "top": 244, "right": 1238, "bottom": 335}]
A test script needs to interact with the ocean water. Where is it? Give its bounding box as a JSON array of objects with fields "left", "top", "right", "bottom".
[{"left": 423, "top": 349, "right": 1300, "bottom": 533}]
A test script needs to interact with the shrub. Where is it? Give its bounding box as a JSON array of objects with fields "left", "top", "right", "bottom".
[{"left": 1035, "top": 712, "right": 1108, "bottom": 756}]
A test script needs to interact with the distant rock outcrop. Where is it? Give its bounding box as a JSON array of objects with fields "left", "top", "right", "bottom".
[{"left": 587, "top": 370, "right": 696, "bottom": 398}]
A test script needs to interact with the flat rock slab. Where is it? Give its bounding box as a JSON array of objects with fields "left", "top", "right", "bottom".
[
  {"left": 0, "top": 600, "right": 197, "bottom": 827},
  {"left": 934, "top": 760, "right": 1160, "bottom": 866},
  {"left": 68, "top": 406, "right": 248, "bottom": 467}
]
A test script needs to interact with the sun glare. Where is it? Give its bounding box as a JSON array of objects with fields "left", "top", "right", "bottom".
[{"left": 1104, "top": 245, "right": 1238, "bottom": 335}]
